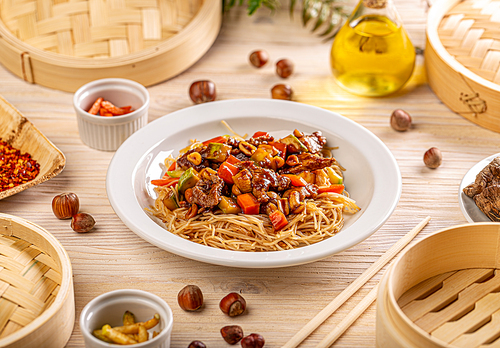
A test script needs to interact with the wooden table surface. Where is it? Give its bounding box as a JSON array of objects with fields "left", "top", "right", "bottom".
[{"left": 2, "top": 1, "right": 500, "bottom": 347}]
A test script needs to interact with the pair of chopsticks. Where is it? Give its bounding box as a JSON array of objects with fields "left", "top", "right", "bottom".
[{"left": 283, "top": 216, "right": 431, "bottom": 348}]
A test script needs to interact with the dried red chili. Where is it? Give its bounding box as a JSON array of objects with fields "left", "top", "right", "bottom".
[{"left": 0, "top": 139, "right": 40, "bottom": 192}]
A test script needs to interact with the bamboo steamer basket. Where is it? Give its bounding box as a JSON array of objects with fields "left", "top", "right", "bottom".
[
  {"left": 0, "top": 0, "right": 221, "bottom": 92},
  {"left": 0, "top": 213, "right": 74, "bottom": 348},
  {"left": 425, "top": 0, "right": 500, "bottom": 133},
  {"left": 376, "top": 223, "right": 500, "bottom": 348}
]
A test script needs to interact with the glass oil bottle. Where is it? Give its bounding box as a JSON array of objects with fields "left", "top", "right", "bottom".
[{"left": 330, "top": 0, "right": 416, "bottom": 97}]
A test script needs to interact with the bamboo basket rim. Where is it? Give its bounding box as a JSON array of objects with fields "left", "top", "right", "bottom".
[
  {"left": 0, "top": 0, "right": 216, "bottom": 68},
  {"left": 426, "top": 0, "right": 500, "bottom": 93},
  {"left": 0, "top": 213, "right": 73, "bottom": 346},
  {"left": 384, "top": 222, "right": 500, "bottom": 348}
]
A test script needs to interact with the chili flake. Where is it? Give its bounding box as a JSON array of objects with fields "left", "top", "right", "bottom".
[{"left": 0, "top": 139, "right": 40, "bottom": 192}]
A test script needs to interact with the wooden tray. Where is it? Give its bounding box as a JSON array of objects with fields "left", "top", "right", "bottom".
[
  {"left": 376, "top": 223, "right": 500, "bottom": 348},
  {"left": 426, "top": 0, "right": 500, "bottom": 133},
  {"left": 0, "top": 213, "right": 74, "bottom": 348},
  {"left": 0, "top": 94, "right": 65, "bottom": 200},
  {"left": 0, "top": 0, "right": 221, "bottom": 92}
]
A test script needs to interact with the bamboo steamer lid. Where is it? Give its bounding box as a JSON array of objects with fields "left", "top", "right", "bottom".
[
  {"left": 0, "top": 213, "right": 74, "bottom": 348},
  {"left": 376, "top": 223, "right": 500, "bottom": 348},
  {"left": 425, "top": 0, "right": 500, "bottom": 133},
  {"left": 0, "top": 0, "right": 221, "bottom": 92}
]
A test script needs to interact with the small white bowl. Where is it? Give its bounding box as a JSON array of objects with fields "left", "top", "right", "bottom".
[
  {"left": 79, "top": 289, "right": 173, "bottom": 348},
  {"left": 73, "top": 78, "right": 149, "bottom": 151}
]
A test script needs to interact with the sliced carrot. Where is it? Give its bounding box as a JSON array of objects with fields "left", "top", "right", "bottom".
[
  {"left": 269, "top": 210, "right": 288, "bottom": 231},
  {"left": 236, "top": 193, "right": 260, "bottom": 215},
  {"left": 167, "top": 162, "right": 177, "bottom": 171},
  {"left": 226, "top": 155, "right": 241, "bottom": 165},
  {"left": 88, "top": 97, "right": 103, "bottom": 115},
  {"left": 282, "top": 174, "right": 308, "bottom": 187},
  {"left": 201, "top": 135, "right": 228, "bottom": 146},
  {"left": 317, "top": 184, "right": 345, "bottom": 194},
  {"left": 218, "top": 161, "right": 239, "bottom": 184},
  {"left": 151, "top": 178, "right": 179, "bottom": 187}
]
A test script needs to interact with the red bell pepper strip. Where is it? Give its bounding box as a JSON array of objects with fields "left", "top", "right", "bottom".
[
  {"left": 151, "top": 178, "right": 179, "bottom": 187},
  {"left": 268, "top": 141, "right": 287, "bottom": 158},
  {"left": 252, "top": 131, "right": 269, "bottom": 138},
  {"left": 218, "top": 161, "right": 239, "bottom": 184},
  {"left": 237, "top": 193, "right": 260, "bottom": 215},
  {"left": 167, "top": 161, "right": 177, "bottom": 171},
  {"left": 88, "top": 97, "right": 103, "bottom": 115},
  {"left": 269, "top": 210, "right": 288, "bottom": 231},
  {"left": 202, "top": 135, "right": 228, "bottom": 146},
  {"left": 282, "top": 174, "right": 308, "bottom": 187},
  {"left": 226, "top": 155, "right": 241, "bottom": 165},
  {"left": 317, "top": 184, "right": 345, "bottom": 194}
]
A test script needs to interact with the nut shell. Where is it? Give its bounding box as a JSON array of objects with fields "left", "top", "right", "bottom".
[
  {"left": 178, "top": 285, "right": 204, "bottom": 311},
  {"left": 276, "top": 59, "right": 294, "bottom": 78},
  {"left": 219, "top": 292, "right": 246, "bottom": 317},
  {"left": 221, "top": 325, "right": 244, "bottom": 345},
  {"left": 271, "top": 84, "right": 293, "bottom": 100},
  {"left": 423, "top": 147, "right": 442, "bottom": 169},
  {"left": 188, "top": 341, "right": 206, "bottom": 348},
  {"left": 249, "top": 50, "right": 269, "bottom": 68},
  {"left": 189, "top": 80, "right": 216, "bottom": 104},
  {"left": 71, "top": 213, "right": 95, "bottom": 233},
  {"left": 390, "top": 109, "right": 412, "bottom": 131},
  {"left": 52, "top": 192, "right": 79, "bottom": 219},
  {"left": 241, "top": 333, "right": 265, "bottom": 348}
]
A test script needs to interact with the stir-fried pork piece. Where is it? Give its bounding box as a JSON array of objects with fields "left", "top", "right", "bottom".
[
  {"left": 238, "top": 161, "right": 291, "bottom": 202},
  {"left": 299, "top": 131, "right": 327, "bottom": 154},
  {"left": 282, "top": 153, "right": 338, "bottom": 174},
  {"left": 191, "top": 171, "right": 224, "bottom": 209}
]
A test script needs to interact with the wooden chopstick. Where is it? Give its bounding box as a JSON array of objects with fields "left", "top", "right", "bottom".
[{"left": 282, "top": 216, "right": 431, "bottom": 348}]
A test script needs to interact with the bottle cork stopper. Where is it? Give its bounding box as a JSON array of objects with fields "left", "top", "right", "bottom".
[{"left": 363, "top": 0, "right": 387, "bottom": 8}]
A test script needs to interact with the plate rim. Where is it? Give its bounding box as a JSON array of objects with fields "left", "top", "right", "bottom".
[
  {"left": 106, "top": 99, "right": 402, "bottom": 268},
  {"left": 458, "top": 152, "right": 500, "bottom": 223}
]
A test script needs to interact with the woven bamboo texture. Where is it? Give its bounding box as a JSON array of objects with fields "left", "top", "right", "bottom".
[
  {"left": 0, "top": 94, "right": 65, "bottom": 200},
  {"left": 0, "top": 213, "right": 74, "bottom": 348},
  {"left": 0, "top": 0, "right": 203, "bottom": 58},
  {"left": 438, "top": 0, "right": 500, "bottom": 84},
  {"left": 0, "top": 0, "right": 221, "bottom": 92},
  {"left": 425, "top": 0, "right": 500, "bottom": 133}
]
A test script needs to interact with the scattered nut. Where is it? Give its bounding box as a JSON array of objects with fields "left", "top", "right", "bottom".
[
  {"left": 249, "top": 50, "right": 269, "bottom": 68},
  {"left": 52, "top": 193, "right": 80, "bottom": 219},
  {"left": 178, "top": 285, "right": 204, "bottom": 311},
  {"left": 219, "top": 292, "right": 247, "bottom": 317},
  {"left": 276, "top": 59, "right": 294, "bottom": 78},
  {"left": 71, "top": 212, "right": 95, "bottom": 233},
  {"left": 189, "top": 80, "right": 216, "bottom": 104},
  {"left": 424, "top": 147, "right": 442, "bottom": 169},
  {"left": 188, "top": 341, "right": 206, "bottom": 348},
  {"left": 271, "top": 84, "right": 293, "bottom": 100},
  {"left": 240, "top": 333, "right": 265, "bottom": 348},
  {"left": 221, "top": 325, "right": 244, "bottom": 345},
  {"left": 390, "top": 109, "right": 412, "bottom": 131}
]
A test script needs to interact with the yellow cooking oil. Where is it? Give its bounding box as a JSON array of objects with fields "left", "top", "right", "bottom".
[{"left": 330, "top": 14, "right": 416, "bottom": 97}]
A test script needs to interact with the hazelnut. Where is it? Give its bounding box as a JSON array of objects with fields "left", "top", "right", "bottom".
[
  {"left": 188, "top": 341, "right": 206, "bottom": 348},
  {"left": 276, "top": 59, "right": 294, "bottom": 78},
  {"left": 271, "top": 84, "right": 293, "bottom": 101},
  {"left": 390, "top": 109, "right": 412, "bottom": 131},
  {"left": 423, "top": 147, "right": 442, "bottom": 169},
  {"left": 52, "top": 193, "right": 79, "bottom": 219},
  {"left": 220, "top": 292, "right": 246, "bottom": 317},
  {"left": 249, "top": 50, "right": 269, "bottom": 68},
  {"left": 71, "top": 213, "right": 95, "bottom": 233},
  {"left": 189, "top": 80, "right": 216, "bottom": 104},
  {"left": 178, "top": 285, "right": 203, "bottom": 311},
  {"left": 241, "top": 333, "right": 265, "bottom": 348},
  {"left": 221, "top": 325, "right": 244, "bottom": 345}
]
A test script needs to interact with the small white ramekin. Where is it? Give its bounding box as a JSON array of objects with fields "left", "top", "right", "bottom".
[
  {"left": 79, "top": 289, "right": 173, "bottom": 348},
  {"left": 73, "top": 78, "right": 149, "bottom": 151}
]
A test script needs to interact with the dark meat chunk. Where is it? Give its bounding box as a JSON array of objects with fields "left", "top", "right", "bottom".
[
  {"left": 191, "top": 172, "right": 224, "bottom": 209},
  {"left": 177, "top": 148, "right": 209, "bottom": 172},
  {"left": 281, "top": 153, "right": 338, "bottom": 174},
  {"left": 299, "top": 131, "right": 327, "bottom": 154},
  {"left": 463, "top": 157, "right": 500, "bottom": 221},
  {"left": 238, "top": 161, "right": 290, "bottom": 202},
  {"left": 248, "top": 134, "right": 274, "bottom": 147}
]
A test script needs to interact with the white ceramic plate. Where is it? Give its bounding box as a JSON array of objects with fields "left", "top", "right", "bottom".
[
  {"left": 459, "top": 153, "right": 500, "bottom": 223},
  {"left": 106, "top": 99, "right": 401, "bottom": 268}
]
